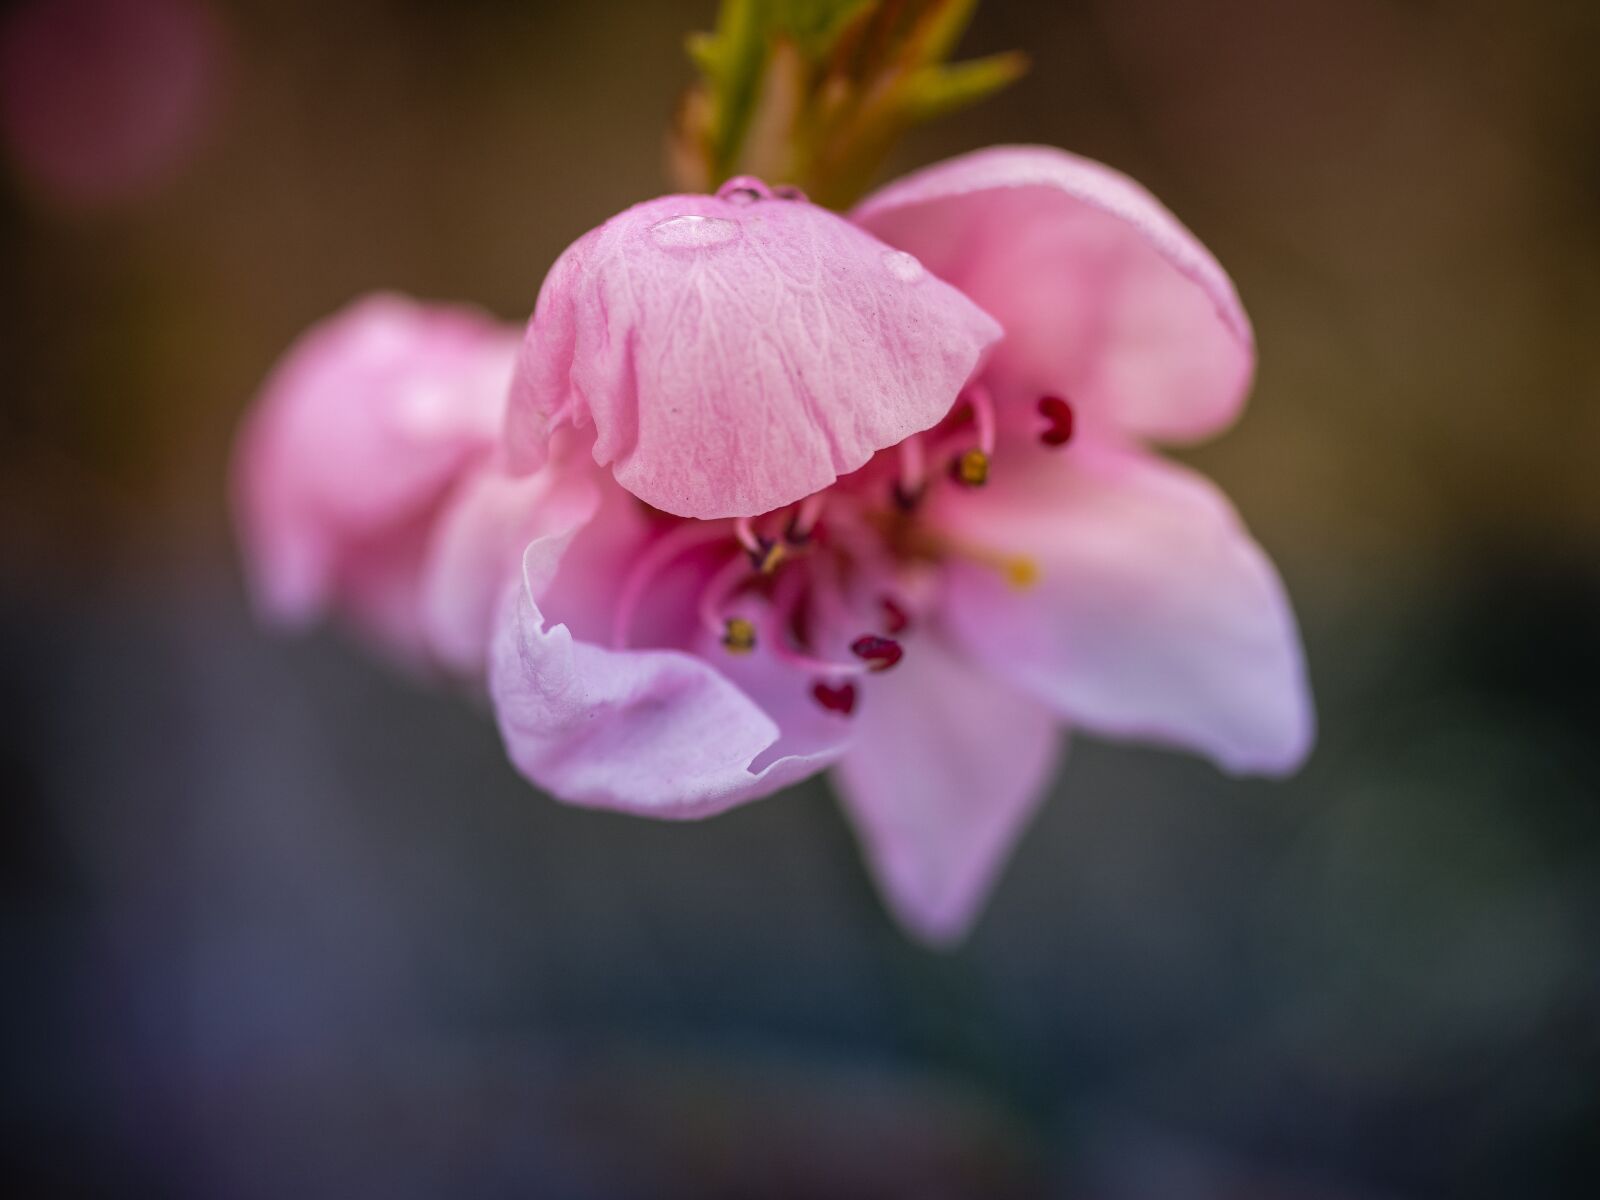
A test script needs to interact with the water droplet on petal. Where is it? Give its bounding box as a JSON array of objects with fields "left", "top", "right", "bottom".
[
  {"left": 649, "top": 214, "right": 741, "bottom": 249},
  {"left": 717, "top": 176, "right": 771, "bottom": 204},
  {"left": 882, "top": 250, "right": 925, "bottom": 282}
]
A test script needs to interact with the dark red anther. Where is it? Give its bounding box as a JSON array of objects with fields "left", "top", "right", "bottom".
[
  {"left": 812, "top": 680, "right": 857, "bottom": 715},
  {"left": 891, "top": 481, "right": 924, "bottom": 512},
  {"left": 1038, "top": 395, "right": 1075, "bottom": 446},
  {"left": 879, "top": 596, "right": 911, "bottom": 635},
  {"left": 850, "top": 634, "right": 904, "bottom": 672}
]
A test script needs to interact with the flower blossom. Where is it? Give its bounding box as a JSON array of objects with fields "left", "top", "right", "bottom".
[
  {"left": 235, "top": 146, "right": 1314, "bottom": 944},
  {"left": 233, "top": 293, "right": 520, "bottom": 666}
]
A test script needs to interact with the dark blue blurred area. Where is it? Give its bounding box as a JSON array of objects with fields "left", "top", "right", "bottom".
[
  {"left": 5, "top": 560, "right": 1596, "bottom": 1197},
  {"left": 3, "top": 1, "right": 1599, "bottom": 1196}
]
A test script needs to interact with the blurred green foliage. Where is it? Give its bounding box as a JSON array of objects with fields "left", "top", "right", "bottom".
[{"left": 674, "top": 0, "right": 1025, "bottom": 206}]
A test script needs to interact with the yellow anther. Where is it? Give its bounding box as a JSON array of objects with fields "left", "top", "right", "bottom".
[
  {"left": 953, "top": 448, "right": 990, "bottom": 487},
  {"left": 756, "top": 540, "right": 787, "bottom": 575},
  {"left": 721, "top": 616, "right": 757, "bottom": 654},
  {"left": 1003, "top": 556, "right": 1039, "bottom": 590}
]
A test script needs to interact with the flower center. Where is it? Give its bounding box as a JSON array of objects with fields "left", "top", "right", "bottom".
[{"left": 610, "top": 389, "right": 1075, "bottom": 714}]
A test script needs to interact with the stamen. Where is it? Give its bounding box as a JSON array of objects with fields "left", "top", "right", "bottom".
[
  {"left": 760, "top": 600, "right": 871, "bottom": 677},
  {"left": 1003, "top": 556, "right": 1040, "bottom": 590},
  {"left": 612, "top": 519, "right": 734, "bottom": 649},
  {"left": 734, "top": 515, "right": 786, "bottom": 574},
  {"left": 786, "top": 493, "right": 827, "bottom": 545},
  {"left": 850, "top": 634, "right": 903, "bottom": 672},
  {"left": 914, "top": 526, "right": 1042, "bottom": 592},
  {"left": 733, "top": 516, "right": 761, "bottom": 555},
  {"left": 764, "top": 559, "right": 898, "bottom": 682},
  {"left": 950, "top": 447, "right": 990, "bottom": 487},
  {"left": 721, "top": 616, "right": 757, "bottom": 654},
  {"left": 968, "top": 384, "right": 997, "bottom": 455},
  {"left": 879, "top": 595, "right": 911, "bottom": 635},
  {"left": 698, "top": 551, "right": 760, "bottom": 651},
  {"left": 756, "top": 541, "right": 786, "bottom": 573},
  {"left": 1039, "top": 395, "right": 1075, "bottom": 446},
  {"left": 811, "top": 680, "right": 857, "bottom": 715},
  {"left": 895, "top": 434, "right": 926, "bottom": 508}
]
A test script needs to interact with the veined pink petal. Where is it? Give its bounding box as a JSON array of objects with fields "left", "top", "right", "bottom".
[
  {"left": 487, "top": 493, "right": 852, "bottom": 818},
  {"left": 233, "top": 292, "right": 518, "bottom": 652},
  {"left": 832, "top": 634, "right": 1062, "bottom": 945},
  {"left": 936, "top": 441, "right": 1312, "bottom": 776},
  {"left": 506, "top": 186, "right": 1002, "bottom": 519},
  {"left": 419, "top": 442, "right": 600, "bottom": 676},
  {"left": 852, "top": 145, "right": 1253, "bottom": 444}
]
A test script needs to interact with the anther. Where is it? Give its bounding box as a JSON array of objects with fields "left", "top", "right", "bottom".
[
  {"left": 879, "top": 596, "right": 911, "bottom": 635},
  {"left": 811, "top": 680, "right": 857, "bottom": 715},
  {"left": 732, "top": 517, "right": 785, "bottom": 573},
  {"left": 699, "top": 551, "right": 759, "bottom": 646},
  {"left": 892, "top": 481, "right": 924, "bottom": 511},
  {"left": 753, "top": 537, "right": 786, "bottom": 574},
  {"left": 850, "top": 634, "right": 903, "bottom": 672},
  {"left": 1004, "top": 556, "right": 1039, "bottom": 590},
  {"left": 951, "top": 448, "right": 990, "bottom": 487},
  {"left": 722, "top": 616, "right": 757, "bottom": 654},
  {"left": 1039, "top": 395, "right": 1075, "bottom": 446}
]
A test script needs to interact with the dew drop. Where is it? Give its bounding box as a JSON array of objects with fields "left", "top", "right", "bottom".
[
  {"left": 716, "top": 176, "right": 771, "bottom": 204},
  {"left": 882, "top": 250, "right": 926, "bottom": 282},
  {"left": 649, "top": 214, "right": 741, "bottom": 249}
]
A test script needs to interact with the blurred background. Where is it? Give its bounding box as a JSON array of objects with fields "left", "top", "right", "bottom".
[{"left": 3, "top": 0, "right": 1597, "bottom": 1196}]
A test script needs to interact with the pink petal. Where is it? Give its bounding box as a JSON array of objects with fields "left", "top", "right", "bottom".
[
  {"left": 832, "top": 634, "right": 1062, "bottom": 945},
  {"left": 233, "top": 293, "right": 518, "bottom": 646},
  {"left": 506, "top": 188, "right": 1002, "bottom": 519},
  {"left": 419, "top": 443, "right": 600, "bottom": 676},
  {"left": 935, "top": 441, "right": 1312, "bottom": 775},
  {"left": 487, "top": 507, "right": 851, "bottom": 819},
  {"left": 852, "top": 145, "right": 1254, "bottom": 444}
]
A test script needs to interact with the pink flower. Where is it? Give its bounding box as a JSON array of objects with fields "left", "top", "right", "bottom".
[
  {"left": 488, "top": 152, "right": 1312, "bottom": 942},
  {"left": 233, "top": 293, "right": 521, "bottom": 669},
  {"left": 506, "top": 180, "right": 1002, "bottom": 518},
  {"left": 235, "top": 147, "right": 1313, "bottom": 945}
]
